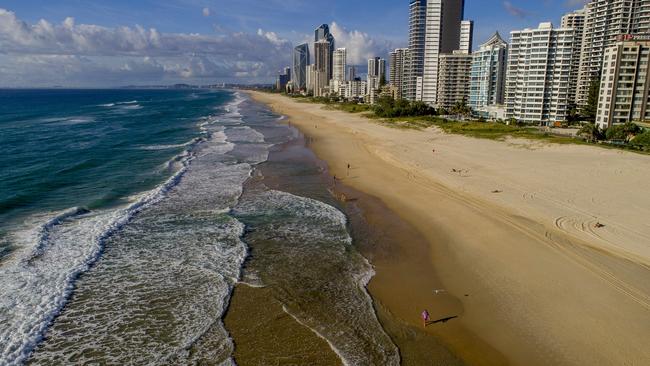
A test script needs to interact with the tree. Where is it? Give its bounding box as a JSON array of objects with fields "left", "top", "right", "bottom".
[
  {"left": 583, "top": 76, "right": 600, "bottom": 122},
  {"left": 578, "top": 123, "right": 605, "bottom": 142},
  {"left": 631, "top": 131, "right": 650, "bottom": 150},
  {"left": 605, "top": 122, "right": 641, "bottom": 142},
  {"left": 450, "top": 100, "right": 471, "bottom": 118}
]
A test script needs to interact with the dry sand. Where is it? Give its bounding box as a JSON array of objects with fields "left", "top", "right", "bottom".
[{"left": 248, "top": 91, "right": 650, "bottom": 366}]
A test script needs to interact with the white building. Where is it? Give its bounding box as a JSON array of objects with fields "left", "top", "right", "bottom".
[
  {"left": 469, "top": 32, "right": 508, "bottom": 111},
  {"left": 576, "top": 0, "right": 650, "bottom": 109},
  {"left": 505, "top": 23, "right": 577, "bottom": 125},
  {"left": 333, "top": 48, "right": 347, "bottom": 82},
  {"left": 459, "top": 20, "right": 474, "bottom": 54},
  {"left": 561, "top": 7, "right": 586, "bottom": 106},
  {"left": 596, "top": 39, "right": 650, "bottom": 129}
]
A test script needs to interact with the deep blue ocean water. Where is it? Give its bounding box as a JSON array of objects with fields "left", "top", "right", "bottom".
[{"left": 0, "top": 89, "right": 225, "bottom": 231}]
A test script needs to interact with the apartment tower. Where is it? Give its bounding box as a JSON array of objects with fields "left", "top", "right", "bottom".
[
  {"left": 596, "top": 39, "right": 650, "bottom": 129},
  {"left": 505, "top": 23, "right": 577, "bottom": 125},
  {"left": 390, "top": 48, "right": 409, "bottom": 99},
  {"left": 469, "top": 32, "right": 508, "bottom": 110},
  {"left": 576, "top": 0, "right": 650, "bottom": 109}
]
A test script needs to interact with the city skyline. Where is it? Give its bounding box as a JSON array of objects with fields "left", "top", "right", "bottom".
[{"left": 0, "top": 0, "right": 591, "bottom": 87}]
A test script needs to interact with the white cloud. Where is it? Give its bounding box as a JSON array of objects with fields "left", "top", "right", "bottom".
[
  {"left": 202, "top": 7, "right": 210, "bottom": 17},
  {"left": 329, "top": 22, "right": 394, "bottom": 65},
  {"left": 0, "top": 8, "right": 293, "bottom": 86}
]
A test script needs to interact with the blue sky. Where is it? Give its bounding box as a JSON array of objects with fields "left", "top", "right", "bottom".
[{"left": 0, "top": 0, "right": 589, "bottom": 87}]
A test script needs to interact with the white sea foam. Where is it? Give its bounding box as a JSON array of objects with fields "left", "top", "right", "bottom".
[
  {"left": 9, "top": 91, "right": 277, "bottom": 364},
  {"left": 0, "top": 144, "right": 193, "bottom": 365}
]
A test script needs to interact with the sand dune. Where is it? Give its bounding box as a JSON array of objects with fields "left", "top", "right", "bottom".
[{"left": 249, "top": 91, "right": 650, "bottom": 366}]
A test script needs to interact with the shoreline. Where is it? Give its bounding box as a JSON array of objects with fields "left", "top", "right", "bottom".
[{"left": 247, "top": 91, "right": 650, "bottom": 365}]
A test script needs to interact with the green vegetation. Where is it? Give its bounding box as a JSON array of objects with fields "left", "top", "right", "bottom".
[
  {"left": 281, "top": 92, "right": 649, "bottom": 154},
  {"left": 632, "top": 131, "right": 650, "bottom": 151},
  {"left": 583, "top": 76, "right": 601, "bottom": 122}
]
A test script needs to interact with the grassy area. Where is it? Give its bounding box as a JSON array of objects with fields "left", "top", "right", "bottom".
[
  {"left": 378, "top": 116, "right": 581, "bottom": 143},
  {"left": 279, "top": 93, "right": 649, "bottom": 153}
]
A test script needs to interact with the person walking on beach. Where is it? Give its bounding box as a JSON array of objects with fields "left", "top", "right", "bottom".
[{"left": 421, "top": 309, "right": 430, "bottom": 327}]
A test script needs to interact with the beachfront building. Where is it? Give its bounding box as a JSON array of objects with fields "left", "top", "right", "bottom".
[
  {"left": 595, "top": 39, "right": 650, "bottom": 129},
  {"left": 390, "top": 48, "right": 409, "bottom": 99},
  {"left": 315, "top": 24, "right": 336, "bottom": 82},
  {"left": 436, "top": 51, "right": 472, "bottom": 110},
  {"left": 459, "top": 20, "right": 474, "bottom": 54},
  {"left": 292, "top": 43, "right": 310, "bottom": 91},
  {"left": 505, "top": 22, "right": 577, "bottom": 125},
  {"left": 406, "top": 0, "right": 465, "bottom": 104},
  {"left": 469, "top": 32, "right": 508, "bottom": 111},
  {"left": 576, "top": 0, "right": 650, "bottom": 109},
  {"left": 306, "top": 64, "right": 315, "bottom": 94},
  {"left": 314, "top": 40, "right": 332, "bottom": 97},
  {"left": 561, "top": 8, "right": 586, "bottom": 106}
]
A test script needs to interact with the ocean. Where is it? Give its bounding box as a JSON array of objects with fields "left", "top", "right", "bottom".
[{"left": 0, "top": 89, "right": 399, "bottom": 365}]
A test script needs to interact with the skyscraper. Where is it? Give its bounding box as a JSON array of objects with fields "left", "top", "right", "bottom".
[
  {"left": 505, "top": 23, "right": 577, "bottom": 125},
  {"left": 314, "top": 40, "right": 332, "bottom": 96},
  {"left": 315, "top": 24, "right": 336, "bottom": 82},
  {"left": 408, "top": 0, "right": 465, "bottom": 105},
  {"left": 561, "top": 8, "right": 586, "bottom": 106},
  {"left": 292, "top": 43, "right": 310, "bottom": 91},
  {"left": 333, "top": 48, "right": 347, "bottom": 82},
  {"left": 367, "top": 57, "right": 386, "bottom": 83},
  {"left": 390, "top": 48, "right": 409, "bottom": 99},
  {"left": 576, "top": 0, "right": 650, "bottom": 109},
  {"left": 459, "top": 20, "right": 474, "bottom": 54},
  {"left": 469, "top": 32, "right": 508, "bottom": 110}
]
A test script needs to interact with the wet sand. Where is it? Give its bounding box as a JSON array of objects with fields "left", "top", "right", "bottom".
[{"left": 247, "top": 91, "right": 650, "bottom": 366}]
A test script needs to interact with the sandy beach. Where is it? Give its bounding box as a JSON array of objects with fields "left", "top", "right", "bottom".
[{"left": 248, "top": 91, "right": 650, "bottom": 366}]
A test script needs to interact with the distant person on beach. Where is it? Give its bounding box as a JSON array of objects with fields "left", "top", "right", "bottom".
[{"left": 421, "top": 309, "right": 430, "bottom": 327}]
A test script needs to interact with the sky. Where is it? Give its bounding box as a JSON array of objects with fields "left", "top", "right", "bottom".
[{"left": 0, "top": 0, "right": 590, "bottom": 87}]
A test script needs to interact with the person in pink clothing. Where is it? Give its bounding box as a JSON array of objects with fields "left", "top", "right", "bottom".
[{"left": 421, "top": 309, "right": 430, "bottom": 327}]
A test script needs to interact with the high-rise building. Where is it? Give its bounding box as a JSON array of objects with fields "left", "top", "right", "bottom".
[
  {"left": 292, "top": 43, "right": 310, "bottom": 91},
  {"left": 576, "top": 0, "right": 650, "bottom": 109},
  {"left": 367, "top": 57, "right": 387, "bottom": 83},
  {"left": 306, "top": 64, "right": 315, "bottom": 93},
  {"left": 505, "top": 22, "right": 577, "bottom": 125},
  {"left": 436, "top": 51, "right": 472, "bottom": 109},
  {"left": 469, "top": 32, "right": 508, "bottom": 110},
  {"left": 421, "top": 0, "right": 465, "bottom": 105},
  {"left": 315, "top": 24, "right": 336, "bottom": 82},
  {"left": 348, "top": 65, "right": 356, "bottom": 81},
  {"left": 561, "top": 8, "right": 586, "bottom": 106},
  {"left": 276, "top": 67, "right": 291, "bottom": 91},
  {"left": 314, "top": 40, "right": 332, "bottom": 97},
  {"left": 459, "top": 20, "right": 474, "bottom": 54},
  {"left": 390, "top": 48, "right": 409, "bottom": 99},
  {"left": 596, "top": 39, "right": 650, "bottom": 129},
  {"left": 333, "top": 48, "right": 347, "bottom": 82},
  {"left": 406, "top": 0, "right": 428, "bottom": 101}
]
